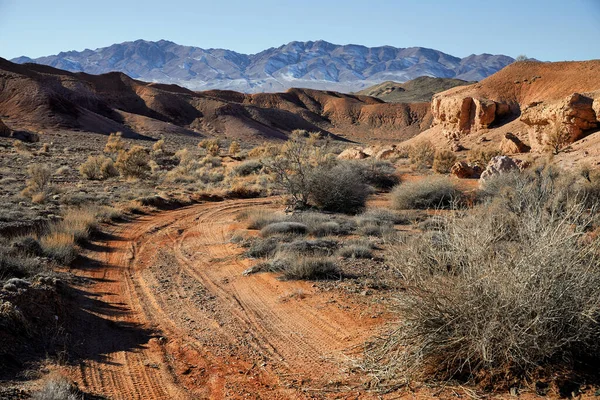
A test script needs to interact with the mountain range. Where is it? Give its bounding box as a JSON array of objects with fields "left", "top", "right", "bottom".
[{"left": 11, "top": 40, "right": 515, "bottom": 93}]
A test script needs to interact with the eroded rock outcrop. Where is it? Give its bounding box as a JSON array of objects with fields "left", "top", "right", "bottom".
[
  {"left": 521, "top": 92, "right": 599, "bottom": 151},
  {"left": 431, "top": 94, "right": 511, "bottom": 139},
  {"left": 337, "top": 148, "right": 368, "bottom": 160}
]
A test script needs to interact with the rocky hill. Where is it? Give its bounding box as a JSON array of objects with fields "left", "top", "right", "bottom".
[
  {"left": 409, "top": 60, "right": 600, "bottom": 167},
  {"left": 11, "top": 40, "right": 514, "bottom": 93},
  {"left": 356, "top": 77, "right": 473, "bottom": 103},
  {"left": 0, "top": 57, "right": 431, "bottom": 143}
]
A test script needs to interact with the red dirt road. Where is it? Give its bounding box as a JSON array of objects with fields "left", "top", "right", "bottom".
[{"left": 65, "top": 198, "right": 384, "bottom": 399}]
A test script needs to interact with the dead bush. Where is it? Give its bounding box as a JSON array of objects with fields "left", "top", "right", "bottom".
[
  {"left": 40, "top": 232, "right": 77, "bottom": 265},
  {"left": 261, "top": 222, "right": 308, "bottom": 237},
  {"left": 546, "top": 123, "right": 571, "bottom": 154},
  {"left": 13, "top": 139, "right": 29, "bottom": 154},
  {"left": 347, "top": 160, "right": 400, "bottom": 190},
  {"left": 432, "top": 150, "right": 457, "bottom": 174},
  {"left": 233, "top": 160, "right": 263, "bottom": 176},
  {"left": 280, "top": 256, "right": 339, "bottom": 280},
  {"left": 116, "top": 146, "right": 150, "bottom": 178},
  {"left": 104, "top": 131, "right": 125, "bottom": 154},
  {"left": 152, "top": 138, "right": 165, "bottom": 154},
  {"left": 229, "top": 140, "right": 241, "bottom": 155},
  {"left": 369, "top": 175, "right": 600, "bottom": 388},
  {"left": 392, "top": 176, "right": 462, "bottom": 210},
  {"left": 79, "top": 155, "right": 118, "bottom": 180},
  {"left": 409, "top": 141, "right": 436, "bottom": 170},
  {"left": 21, "top": 164, "right": 52, "bottom": 200},
  {"left": 33, "top": 376, "right": 82, "bottom": 400}
]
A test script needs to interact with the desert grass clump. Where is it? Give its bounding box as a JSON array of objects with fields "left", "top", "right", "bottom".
[
  {"left": 368, "top": 176, "right": 600, "bottom": 388},
  {"left": 79, "top": 155, "right": 118, "bottom": 180},
  {"left": 116, "top": 146, "right": 150, "bottom": 179},
  {"left": 58, "top": 208, "right": 98, "bottom": 242},
  {"left": 432, "top": 150, "right": 457, "bottom": 174},
  {"left": 248, "top": 142, "right": 280, "bottom": 159},
  {"left": 337, "top": 241, "right": 373, "bottom": 259},
  {"left": 409, "top": 141, "right": 436, "bottom": 170},
  {"left": 13, "top": 139, "right": 30, "bottom": 154},
  {"left": 347, "top": 160, "right": 400, "bottom": 190},
  {"left": 261, "top": 222, "right": 308, "bottom": 237},
  {"left": 21, "top": 164, "right": 52, "bottom": 200},
  {"left": 280, "top": 257, "right": 339, "bottom": 280},
  {"left": 33, "top": 376, "right": 83, "bottom": 400},
  {"left": 239, "top": 209, "right": 285, "bottom": 230},
  {"left": 40, "top": 232, "right": 77, "bottom": 265},
  {"left": 392, "top": 176, "right": 462, "bottom": 210},
  {"left": 103, "top": 131, "right": 125, "bottom": 154}
]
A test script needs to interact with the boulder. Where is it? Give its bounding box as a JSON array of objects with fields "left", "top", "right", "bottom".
[
  {"left": 10, "top": 130, "right": 39, "bottom": 143},
  {"left": 362, "top": 147, "right": 377, "bottom": 157},
  {"left": 0, "top": 119, "right": 10, "bottom": 137},
  {"left": 479, "top": 156, "right": 519, "bottom": 183},
  {"left": 374, "top": 146, "right": 397, "bottom": 160},
  {"left": 450, "top": 142, "right": 465, "bottom": 152},
  {"left": 338, "top": 147, "right": 368, "bottom": 160},
  {"left": 499, "top": 132, "right": 530, "bottom": 154},
  {"left": 451, "top": 161, "right": 482, "bottom": 179}
]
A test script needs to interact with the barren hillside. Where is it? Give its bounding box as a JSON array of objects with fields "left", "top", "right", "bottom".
[{"left": 0, "top": 58, "right": 431, "bottom": 143}]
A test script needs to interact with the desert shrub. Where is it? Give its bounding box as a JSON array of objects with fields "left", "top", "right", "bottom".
[
  {"left": 347, "top": 160, "right": 400, "bottom": 190},
  {"left": 55, "top": 166, "right": 70, "bottom": 175},
  {"left": 392, "top": 177, "right": 462, "bottom": 210},
  {"left": 21, "top": 164, "right": 52, "bottom": 199},
  {"left": 312, "top": 221, "right": 342, "bottom": 237},
  {"left": 357, "top": 222, "right": 394, "bottom": 237},
  {"left": 104, "top": 132, "right": 125, "bottom": 154},
  {"left": 39, "top": 143, "right": 50, "bottom": 154},
  {"left": 227, "top": 181, "right": 264, "bottom": 199},
  {"left": 338, "top": 242, "right": 373, "bottom": 259},
  {"left": 432, "top": 150, "right": 457, "bottom": 174},
  {"left": 152, "top": 138, "right": 165, "bottom": 154},
  {"left": 229, "top": 140, "right": 241, "bottom": 155},
  {"left": 369, "top": 181, "right": 600, "bottom": 387},
  {"left": 198, "top": 155, "right": 222, "bottom": 168},
  {"left": 468, "top": 148, "right": 501, "bottom": 168},
  {"left": 199, "top": 139, "right": 220, "bottom": 156},
  {"left": 57, "top": 208, "right": 98, "bottom": 242},
  {"left": 240, "top": 210, "right": 285, "bottom": 230},
  {"left": 116, "top": 146, "right": 150, "bottom": 178},
  {"left": 247, "top": 142, "right": 280, "bottom": 159},
  {"left": 280, "top": 257, "right": 339, "bottom": 280},
  {"left": 33, "top": 376, "right": 82, "bottom": 400},
  {"left": 261, "top": 222, "right": 308, "bottom": 237},
  {"left": 175, "top": 148, "right": 193, "bottom": 166},
  {"left": 309, "top": 163, "right": 370, "bottom": 214},
  {"left": 40, "top": 232, "right": 77, "bottom": 265},
  {"left": 245, "top": 237, "right": 280, "bottom": 258},
  {"left": 279, "top": 238, "right": 339, "bottom": 256},
  {"left": 409, "top": 141, "right": 436, "bottom": 170},
  {"left": 357, "top": 208, "right": 404, "bottom": 226},
  {"left": 0, "top": 239, "right": 43, "bottom": 279},
  {"left": 233, "top": 160, "right": 263, "bottom": 176},
  {"left": 79, "top": 155, "right": 117, "bottom": 180}
]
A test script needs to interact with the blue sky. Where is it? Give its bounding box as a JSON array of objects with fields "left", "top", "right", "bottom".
[{"left": 0, "top": 0, "right": 599, "bottom": 61}]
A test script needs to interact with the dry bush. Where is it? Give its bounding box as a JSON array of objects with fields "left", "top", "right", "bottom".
[
  {"left": 280, "top": 256, "right": 339, "bottom": 280},
  {"left": 392, "top": 176, "right": 462, "bottom": 210},
  {"left": 40, "top": 232, "right": 77, "bottom": 265},
  {"left": 309, "top": 163, "right": 370, "bottom": 214},
  {"left": 103, "top": 132, "right": 125, "bottom": 154},
  {"left": 369, "top": 171, "right": 600, "bottom": 388},
  {"left": 396, "top": 146, "right": 411, "bottom": 159},
  {"left": 198, "top": 139, "right": 220, "bottom": 156},
  {"left": 227, "top": 181, "right": 264, "bottom": 199},
  {"left": 79, "top": 155, "right": 118, "bottom": 180},
  {"left": 55, "top": 166, "right": 70, "bottom": 175},
  {"left": 347, "top": 160, "right": 400, "bottom": 190},
  {"left": 21, "top": 164, "right": 52, "bottom": 200},
  {"left": 468, "top": 148, "right": 501, "bottom": 168},
  {"left": 337, "top": 242, "right": 373, "bottom": 259},
  {"left": 247, "top": 142, "right": 280, "bottom": 159},
  {"left": 233, "top": 160, "right": 263, "bottom": 176},
  {"left": 13, "top": 139, "right": 31, "bottom": 155},
  {"left": 33, "top": 376, "right": 82, "bottom": 400},
  {"left": 229, "top": 140, "right": 241, "bottom": 155},
  {"left": 198, "top": 155, "right": 222, "bottom": 168},
  {"left": 39, "top": 142, "right": 50, "bottom": 154},
  {"left": 152, "top": 138, "right": 165, "bottom": 154},
  {"left": 116, "top": 146, "right": 150, "bottom": 178},
  {"left": 261, "top": 222, "right": 308, "bottom": 237},
  {"left": 58, "top": 208, "right": 98, "bottom": 242},
  {"left": 239, "top": 209, "right": 285, "bottom": 230},
  {"left": 409, "top": 141, "right": 436, "bottom": 170},
  {"left": 432, "top": 150, "right": 457, "bottom": 174}
]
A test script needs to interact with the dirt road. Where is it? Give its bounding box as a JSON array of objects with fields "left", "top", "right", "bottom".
[{"left": 66, "top": 198, "right": 384, "bottom": 399}]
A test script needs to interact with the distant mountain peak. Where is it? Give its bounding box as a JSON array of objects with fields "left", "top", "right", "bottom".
[{"left": 11, "top": 40, "right": 514, "bottom": 93}]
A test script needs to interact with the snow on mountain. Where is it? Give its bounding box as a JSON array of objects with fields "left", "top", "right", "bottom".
[{"left": 11, "top": 40, "right": 514, "bottom": 93}]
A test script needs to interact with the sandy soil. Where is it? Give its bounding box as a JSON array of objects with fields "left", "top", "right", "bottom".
[{"left": 63, "top": 198, "right": 387, "bottom": 399}]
